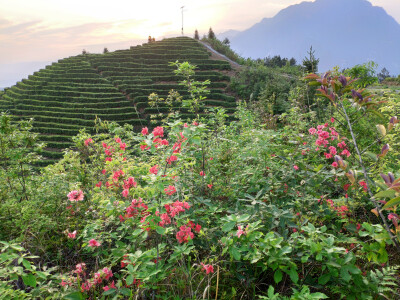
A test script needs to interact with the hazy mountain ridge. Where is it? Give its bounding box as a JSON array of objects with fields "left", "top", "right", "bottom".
[{"left": 224, "top": 0, "right": 400, "bottom": 74}]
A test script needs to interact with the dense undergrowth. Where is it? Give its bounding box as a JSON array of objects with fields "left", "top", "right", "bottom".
[{"left": 1, "top": 61, "right": 400, "bottom": 299}]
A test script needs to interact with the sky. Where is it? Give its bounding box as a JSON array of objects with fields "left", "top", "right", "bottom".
[{"left": 0, "top": 0, "right": 399, "bottom": 88}]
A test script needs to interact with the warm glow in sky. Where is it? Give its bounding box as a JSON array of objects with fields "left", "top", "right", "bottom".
[{"left": 0, "top": 0, "right": 399, "bottom": 87}]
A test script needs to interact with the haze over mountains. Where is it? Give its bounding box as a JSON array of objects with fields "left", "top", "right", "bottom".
[{"left": 223, "top": 0, "right": 400, "bottom": 74}]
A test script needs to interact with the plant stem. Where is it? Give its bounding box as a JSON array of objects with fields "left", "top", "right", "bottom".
[{"left": 339, "top": 100, "right": 400, "bottom": 251}]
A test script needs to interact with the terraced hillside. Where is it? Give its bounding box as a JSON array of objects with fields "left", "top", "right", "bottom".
[{"left": 0, "top": 37, "right": 237, "bottom": 165}]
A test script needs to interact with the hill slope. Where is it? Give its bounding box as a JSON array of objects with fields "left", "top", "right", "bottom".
[
  {"left": 0, "top": 37, "right": 237, "bottom": 164},
  {"left": 227, "top": 0, "right": 400, "bottom": 74}
]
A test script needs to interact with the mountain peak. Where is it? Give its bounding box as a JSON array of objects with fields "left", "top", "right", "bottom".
[{"left": 229, "top": 0, "right": 400, "bottom": 74}]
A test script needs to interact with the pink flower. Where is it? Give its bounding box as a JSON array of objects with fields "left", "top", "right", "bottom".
[
  {"left": 184, "top": 123, "right": 188, "bottom": 128},
  {"left": 141, "top": 127, "right": 148, "bottom": 135},
  {"left": 193, "top": 121, "right": 199, "bottom": 126},
  {"left": 67, "top": 190, "right": 84, "bottom": 202},
  {"left": 103, "top": 286, "right": 110, "bottom": 291},
  {"left": 293, "top": 165, "right": 299, "bottom": 171},
  {"left": 88, "top": 239, "right": 101, "bottom": 248},
  {"left": 236, "top": 225, "right": 245, "bottom": 238},
  {"left": 61, "top": 279, "right": 68, "bottom": 287},
  {"left": 341, "top": 149, "right": 351, "bottom": 157},
  {"left": 167, "top": 155, "right": 178, "bottom": 164},
  {"left": 102, "top": 169, "right": 106, "bottom": 175},
  {"left": 331, "top": 117, "right": 335, "bottom": 123},
  {"left": 81, "top": 281, "right": 92, "bottom": 291},
  {"left": 332, "top": 162, "right": 338, "bottom": 168},
  {"left": 74, "top": 263, "right": 86, "bottom": 274},
  {"left": 84, "top": 138, "right": 93, "bottom": 146},
  {"left": 120, "top": 143, "right": 126, "bottom": 150},
  {"left": 161, "top": 139, "right": 169, "bottom": 146},
  {"left": 150, "top": 165, "right": 159, "bottom": 175},
  {"left": 195, "top": 224, "right": 201, "bottom": 233},
  {"left": 96, "top": 181, "right": 102, "bottom": 187},
  {"left": 201, "top": 263, "right": 214, "bottom": 274},
  {"left": 207, "top": 184, "right": 213, "bottom": 189},
  {"left": 292, "top": 228, "right": 298, "bottom": 232},
  {"left": 122, "top": 189, "right": 129, "bottom": 198},
  {"left": 140, "top": 144, "right": 150, "bottom": 151},
  {"left": 103, "top": 267, "right": 113, "bottom": 280},
  {"left": 115, "top": 137, "right": 121, "bottom": 143},
  {"left": 164, "top": 185, "right": 177, "bottom": 196},
  {"left": 199, "top": 171, "right": 205, "bottom": 176},
  {"left": 176, "top": 225, "right": 194, "bottom": 243},
  {"left": 309, "top": 128, "right": 317, "bottom": 135},
  {"left": 152, "top": 126, "right": 164, "bottom": 137},
  {"left": 68, "top": 230, "right": 77, "bottom": 239}
]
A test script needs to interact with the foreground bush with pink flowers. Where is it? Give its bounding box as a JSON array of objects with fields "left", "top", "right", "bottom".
[{"left": 1, "top": 65, "right": 400, "bottom": 299}]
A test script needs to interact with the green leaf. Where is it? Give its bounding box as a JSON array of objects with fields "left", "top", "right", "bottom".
[
  {"left": 274, "top": 269, "right": 283, "bottom": 284},
  {"left": 375, "top": 189, "right": 396, "bottom": 199},
  {"left": 287, "top": 268, "right": 299, "bottom": 283},
  {"left": 156, "top": 226, "right": 166, "bottom": 235},
  {"left": 22, "top": 259, "right": 31, "bottom": 270},
  {"left": 318, "top": 273, "right": 331, "bottom": 285},
  {"left": 231, "top": 247, "right": 241, "bottom": 260},
  {"left": 222, "top": 221, "right": 236, "bottom": 232},
  {"left": 364, "top": 151, "right": 378, "bottom": 162},
  {"left": 22, "top": 273, "right": 36, "bottom": 288},
  {"left": 340, "top": 267, "right": 352, "bottom": 282},
  {"left": 383, "top": 197, "right": 400, "bottom": 210},
  {"left": 126, "top": 274, "right": 134, "bottom": 286},
  {"left": 64, "top": 292, "right": 84, "bottom": 300}
]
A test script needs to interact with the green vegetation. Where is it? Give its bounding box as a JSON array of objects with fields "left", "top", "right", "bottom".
[
  {"left": 1, "top": 37, "right": 400, "bottom": 299},
  {"left": 0, "top": 37, "right": 235, "bottom": 164}
]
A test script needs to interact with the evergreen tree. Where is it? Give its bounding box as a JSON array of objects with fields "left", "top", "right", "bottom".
[
  {"left": 302, "top": 46, "right": 319, "bottom": 73},
  {"left": 103, "top": 47, "right": 109, "bottom": 54},
  {"left": 222, "top": 37, "right": 230, "bottom": 45},
  {"left": 194, "top": 29, "right": 199, "bottom": 40},
  {"left": 208, "top": 27, "right": 216, "bottom": 39}
]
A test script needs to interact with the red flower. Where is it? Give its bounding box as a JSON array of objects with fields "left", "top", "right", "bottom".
[
  {"left": 120, "top": 143, "right": 126, "bottom": 150},
  {"left": 331, "top": 162, "right": 338, "bottom": 168},
  {"left": 67, "top": 190, "right": 84, "bottom": 202},
  {"left": 164, "top": 185, "right": 177, "bottom": 196},
  {"left": 176, "top": 225, "right": 194, "bottom": 243},
  {"left": 200, "top": 171, "right": 205, "bottom": 176},
  {"left": 84, "top": 138, "right": 93, "bottom": 146},
  {"left": 201, "top": 263, "right": 214, "bottom": 274},
  {"left": 293, "top": 165, "right": 299, "bottom": 171},
  {"left": 67, "top": 230, "right": 77, "bottom": 239},
  {"left": 141, "top": 127, "right": 148, "bottom": 135},
  {"left": 167, "top": 155, "right": 178, "bottom": 164},
  {"left": 122, "top": 189, "right": 129, "bottom": 198},
  {"left": 88, "top": 239, "right": 101, "bottom": 247},
  {"left": 152, "top": 126, "right": 164, "bottom": 137},
  {"left": 150, "top": 165, "right": 159, "bottom": 175},
  {"left": 140, "top": 144, "right": 150, "bottom": 151},
  {"left": 207, "top": 184, "right": 213, "bottom": 189}
]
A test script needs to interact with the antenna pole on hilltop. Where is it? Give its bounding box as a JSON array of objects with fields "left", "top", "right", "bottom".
[{"left": 181, "top": 6, "right": 184, "bottom": 35}]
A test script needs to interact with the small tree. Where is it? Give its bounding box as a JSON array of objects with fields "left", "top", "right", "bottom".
[
  {"left": 377, "top": 67, "right": 390, "bottom": 83},
  {"left": 103, "top": 47, "right": 109, "bottom": 54},
  {"left": 194, "top": 29, "right": 199, "bottom": 40},
  {"left": 302, "top": 46, "right": 319, "bottom": 73},
  {"left": 208, "top": 27, "right": 216, "bottom": 40},
  {"left": 222, "top": 37, "right": 230, "bottom": 45}
]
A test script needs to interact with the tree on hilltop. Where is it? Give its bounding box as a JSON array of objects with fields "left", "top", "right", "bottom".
[
  {"left": 208, "top": 27, "right": 216, "bottom": 39},
  {"left": 222, "top": 37, "right": 230, "bottom": 45},
  {"left": 194, "top": 29, "right": 199, "bottom": 40}
]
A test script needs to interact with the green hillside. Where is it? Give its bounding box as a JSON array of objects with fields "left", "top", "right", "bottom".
[{"left": 0, "top": 37, "right": 236, "bottom": 164}]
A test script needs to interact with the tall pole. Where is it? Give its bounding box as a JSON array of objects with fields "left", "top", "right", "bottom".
[{"left": 181, "top": 6, "right": 184, "bottom": 36}]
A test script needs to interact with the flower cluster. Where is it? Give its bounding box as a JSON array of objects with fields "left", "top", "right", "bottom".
[
  {"left": 200, "top": 263, "right": 214, "bottom": 274},
  {"left": 67, "top": 190, "right": 84, "bottom": 202},
  {"left": 122, "top": 198, "right": 149, "bottom": 221},
  {"left": 176, "top": 225, "right": 194, "bottom": 243}
]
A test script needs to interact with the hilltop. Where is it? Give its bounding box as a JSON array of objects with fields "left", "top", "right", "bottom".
[
  {"left": 0, "top": 37, "right": 237, "bottom": 164},
  {"left": 225, "top": 0, "right": 400, "bottom": 74}
]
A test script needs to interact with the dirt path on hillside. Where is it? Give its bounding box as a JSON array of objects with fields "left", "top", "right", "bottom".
[{"left": 198, "top": 41, "right": 242, "bottom": 77}]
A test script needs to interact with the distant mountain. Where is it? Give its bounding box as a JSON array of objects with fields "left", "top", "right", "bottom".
[{"left": 225, "top": 0, "right": 400, "bottom": 74}]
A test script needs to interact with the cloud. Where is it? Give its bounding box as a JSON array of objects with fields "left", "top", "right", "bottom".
[{"left": 0, "top": 20, "right": 41, "bottom": 35}]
